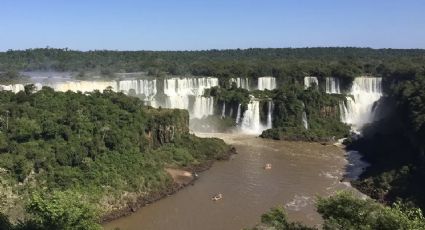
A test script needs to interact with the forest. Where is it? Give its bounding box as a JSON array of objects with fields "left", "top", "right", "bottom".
[
  {"left": 1, "top": 48, "right": 424, "bottom": 83},
  {"left": 0, "top": 86, "right": 231, "bottom": 229}
]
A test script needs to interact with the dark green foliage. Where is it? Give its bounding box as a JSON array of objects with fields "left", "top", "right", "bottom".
[
  {"left": 317, "top": 192, "right": 425, "bottom": 230},
  {"left": 0, "top": 88, "right": 230, "bottom": 223},
  {"left": 250, "top": 207, "right": 316, "bottom": 230},
  {"left": 2, "top": 48, "right": 425, "bottom": 83},
  {"left": 0, "top": 191, "right": 101, "bottom": 230},
  {"left": 0, "top": 213, "right": 12, "bottom": 230},
  {"left": 249, "top": 192, "right": 425, "bottom": 230},
  {"left": 261, "top": 85, "right": 350, "bottom": 141},
  {"left": 205, "top": 86, "right": 251, "bottom": 106},
  {"left": 348, "top": 71, "right": 425, "bottom": 210},
  {"left": 391, "top": 72, "right": 425, "bottom": 140},
  {"left": 26, "top": 191, "right": 101, "bottom": 230}
]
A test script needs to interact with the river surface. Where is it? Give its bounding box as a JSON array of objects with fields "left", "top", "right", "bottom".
[{"left": 104, "top": 133, "right": 359, "bottom": 230}]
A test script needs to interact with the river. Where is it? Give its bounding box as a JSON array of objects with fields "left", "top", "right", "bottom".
[{"left": 104, "top": 133, "right": 361, "bottom": 230}]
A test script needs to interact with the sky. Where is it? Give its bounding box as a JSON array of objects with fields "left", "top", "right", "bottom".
[{"left": 0, "top": 0, "right": 424, "bottom": 51}]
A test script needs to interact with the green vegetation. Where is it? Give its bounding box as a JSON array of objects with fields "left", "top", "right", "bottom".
[
  {"left": 317, "top": 192, "right": 425, "bottom": 230},
  {"left": 0, "top": 71, "right": 29, "bottom": 84},
  {"left": 1, "top": 47, "right": 425, "bottom": 227},
  {"left": 1, "top": 48, "right": 425, "bottom": 84},
  {"left": 25, "top": 191, "right": 101, "bottom": 230},
  {"left": 249, "top": 207, "right": 315, "bottom": 230},
  {"left": 204, "top": 83, "right": 350, "bottom": 140},
  {"left": 261, "top": 85, "right": 350, "bottom": 141},
  {"left": 205, "top": 85, "right": 251, "bottom": 106},
  {"left": 249, "top": 192, "right": 425, "bottom": 230},
  {"left": 348, "top": 71, "right": 425, "bottom": 210},
  {"left": 0, "top": 87, "right": 231, "bottom": 226}
]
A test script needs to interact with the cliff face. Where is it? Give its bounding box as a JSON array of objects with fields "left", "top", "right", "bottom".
[
  {"left": 319, "top": 105, "right": 340, "bottom": 118},
  {"left": 144, "top": 108, "right": 190, "bottom": 148}
]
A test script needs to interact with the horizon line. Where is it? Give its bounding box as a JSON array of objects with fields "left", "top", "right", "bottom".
[{"left": 2, "top": 46, "right": 425, "bottom": 53}]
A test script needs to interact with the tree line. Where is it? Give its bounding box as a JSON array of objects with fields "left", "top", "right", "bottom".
[{"left": 1, "top": 48, "right": 424, "bottom": 82}]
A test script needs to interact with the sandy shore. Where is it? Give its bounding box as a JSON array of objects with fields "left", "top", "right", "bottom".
[{"left": 165, "top": 168, "right": 194, "bottom": 185}]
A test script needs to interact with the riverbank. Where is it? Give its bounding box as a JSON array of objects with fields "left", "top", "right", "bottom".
[
  {"left": 104, "top": 133, "right": 363, "bottom": 230},
  {"left": 101, "top": 146, "right": 236, "bottom": 223}
]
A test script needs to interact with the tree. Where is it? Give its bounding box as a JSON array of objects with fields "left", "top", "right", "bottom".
[
  {"left": 26, "top": 191, "right": 101, "bottom": 230},
  {"left": 317, "top": 191, "right": 425, "bottom": 230},
  {"left": 248, "top": 207, "right": 316, "bottom": 230}
]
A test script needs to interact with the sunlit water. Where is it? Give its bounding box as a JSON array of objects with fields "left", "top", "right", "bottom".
[{"left": 104, "top": 133, "right": 361, "bottom": 230}]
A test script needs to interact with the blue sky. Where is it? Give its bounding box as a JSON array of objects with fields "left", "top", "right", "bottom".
[{"left": 1, "top": 0, "right": 424, "bottom": 51}]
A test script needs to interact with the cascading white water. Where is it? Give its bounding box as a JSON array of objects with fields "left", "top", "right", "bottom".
[
  {"left": 138, "top": 79, "right": 157, "bottom": 107},
  {"left": 1, "top": 77, "right": 218, "bottom": 119},
  {"left": 48, "top": 80, "right": 119, "bottom": 93},
  {"left": 0, "top": 84, "right": 25, "bottom": 93},
  {"left": 339, "top": 77, "right": 383, "bottom": 131},
  {"left": 325, "top": 77, "right": 341, "bottom": 94},
  {"left": 302, "top": 111, "right": 309, "bottom": 130},
  {"left": 304, "top": 76, "right": 319, "bottom": 89},
  {"left": 266, "top": 100, "right": 273, "bottom": 129},
  {"left": 241, "top": 99, "right": 262, "bottom": 134},
  {"left": 192, "top": 96, "right": 214, "bottom": 119},
  {"left": 34, "top": 83, "right": 43, "bottom": 91},
  {"left": 118, "top": 80, "right": 138, "bottom": 94},
  {"left": 221, "top": 102, "right": 226, "bottom": 118},
  {"left": 258, "top": 77, "right": 277, "bottom": 90},
  {"left": 235, "top": 104, "right": 241, "bottom": 124},
  {"left": 163, "top": 77, "right": 219, "bottom": 118},
  {"left": 139, "top": 79, "right": 157, "bottom": 98},
  {"left": 0, "top": 81, "right": 118, "bottom": 94},
  {"left": 230, "top": 77, "right": 250, "bottom": 90}
]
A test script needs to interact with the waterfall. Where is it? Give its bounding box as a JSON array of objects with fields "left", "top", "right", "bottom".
[
  {"left": 0, "top": 76, "right": 219, "bottom": 119},
  {"left": 118, "top": 80, "right": 138, "bottom": 94},
  {"left": 230, "top": 77, "right": 250, "bottom": 90},
  {"left": 34, "top": 83, "right": 43, "bottom": 91},
  {"left": 192, "top": 96, "right": 214, "bottom": 119},
  {"left": 0, "top": 84, "right": 25, "bottom": 93},
  {"left": 302, "top": 111, "right": 309, "bottom": 130},
  {"left": 163, "top": 77, "right": 219, "bottom": 118},
  {"left": 266, "top": 100, "right": 273, "bottom": 129},
  {"left": 241, "top": 99, "right": 264, "bottom": 134},
  {"left": 258, "top": 77, "right": 277, "bottom": 90},
  {"left": 49, "top": 81, "right": 118, "bottom": 93},
  {"left": 235, "top": 104, "right": 241, "bottom": 124},
  {"left": 139, "top": 79, "right": 157, "bottom": 98},
  {"left": 304, "top": 76, "right": 318, "bottom": 89},
  {"left": 325, "top": 77, "right": 341, "bottom": 94},
  {"left": 339, "top": 77, "right": 383, "bottom": 131},
  {"left": 221, "top": 102, "right": 226, "bottom": 118}
]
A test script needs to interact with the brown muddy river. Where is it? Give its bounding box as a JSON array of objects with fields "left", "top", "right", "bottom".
[{"left": 104, "top": 133, "right": 359, "bottom": 230}]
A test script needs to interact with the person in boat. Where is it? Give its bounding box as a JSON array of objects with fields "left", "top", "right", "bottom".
[
  {"left": 212, "top": 193, "right": 223, "bottom": 201},
  {"left": 264, "top": 163, "right": 272, "bottom": 170}
]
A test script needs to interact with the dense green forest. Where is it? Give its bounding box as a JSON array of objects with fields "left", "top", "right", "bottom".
[
  {"left": 248, "top": 192, "right": 425, "bottom": 230},
  {"left": 260, "top": 85, "right": 349, "bottom": 141},
  {"left": 1, "top": 48, "right": 425, "bottom": 83},
  {"left": 0, "top": 86, "right": 231, "bottom": 229}
]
